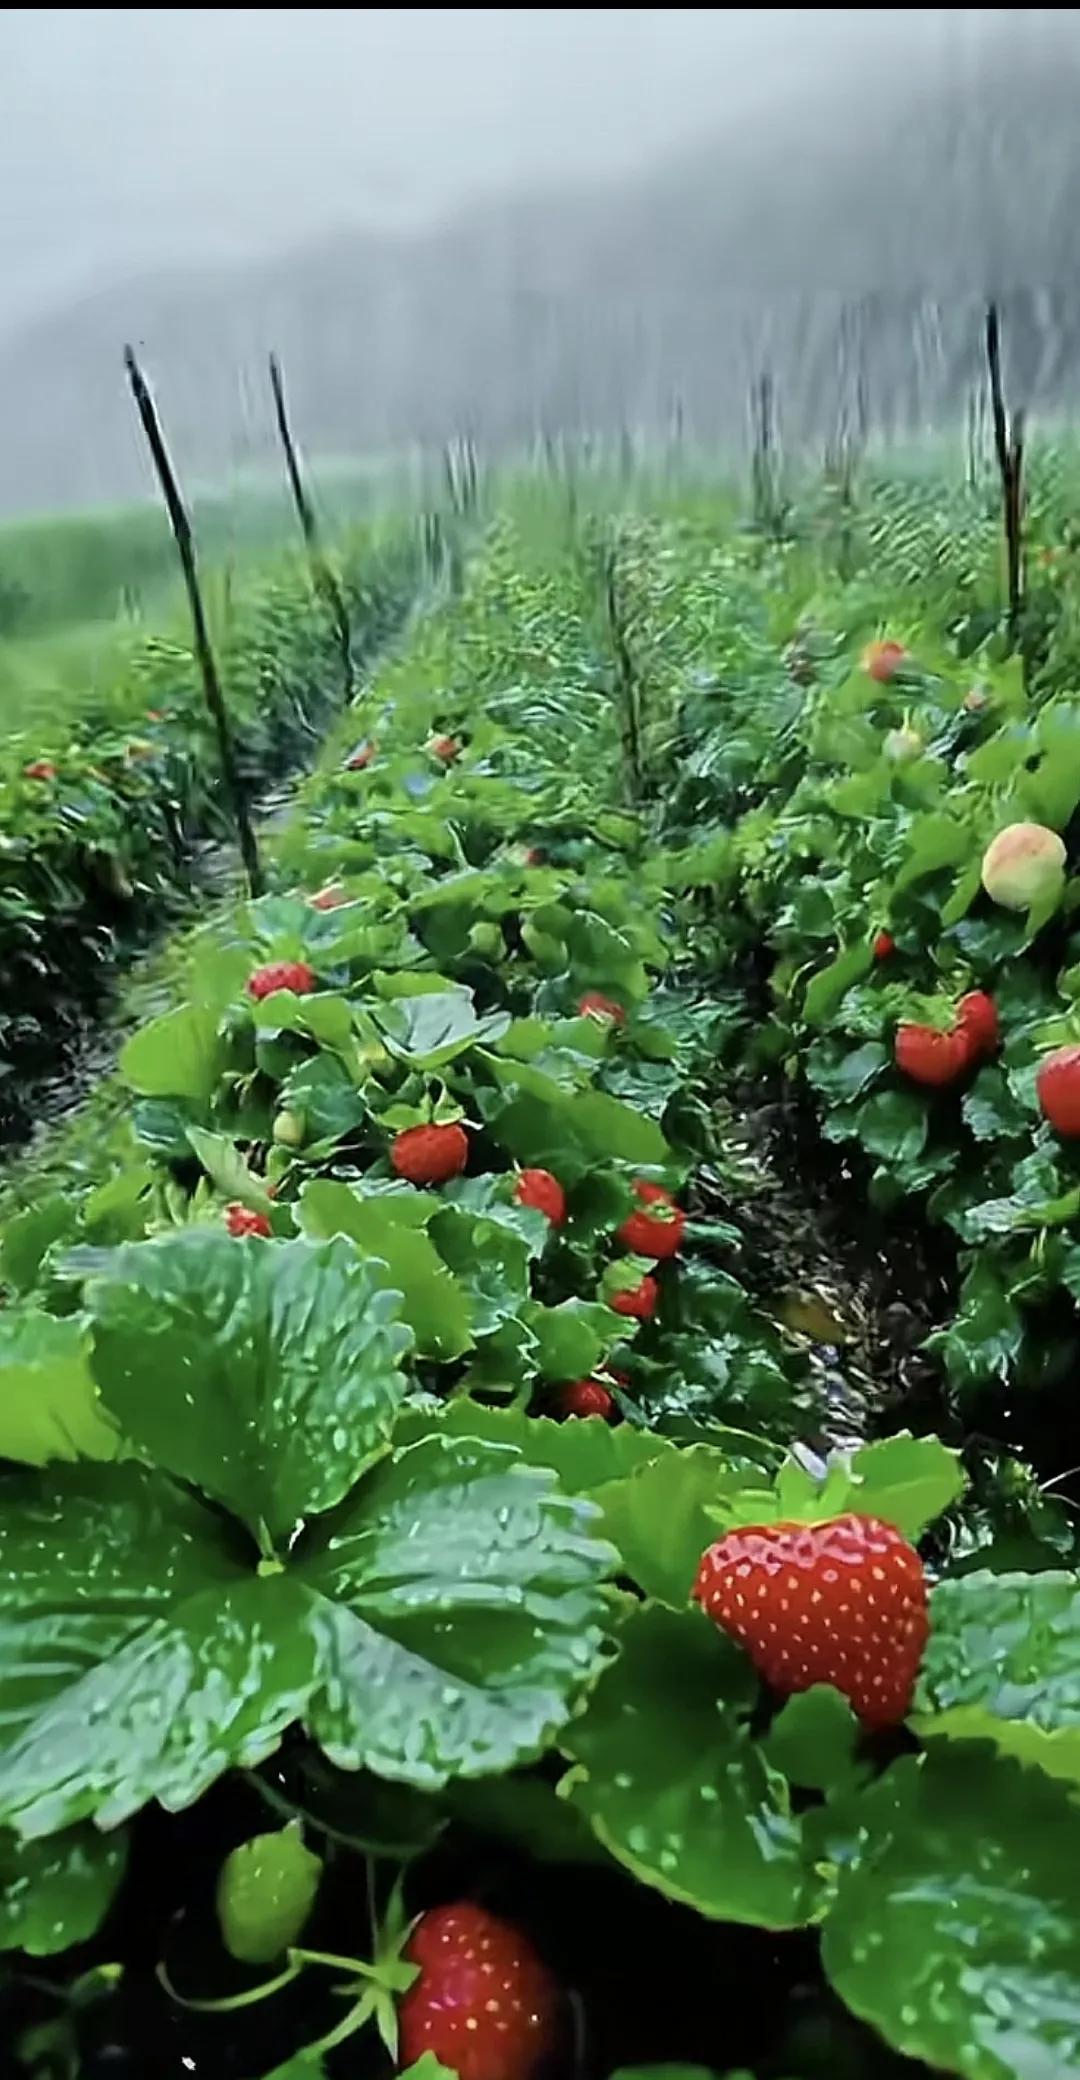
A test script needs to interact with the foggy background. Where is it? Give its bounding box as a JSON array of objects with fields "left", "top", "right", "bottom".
[{"left": 0, "top": 7, "right": 1077, "bottom": 513}]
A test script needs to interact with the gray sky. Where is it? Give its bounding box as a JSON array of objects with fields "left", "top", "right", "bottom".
[{"left": 0, "top": 9, "right": 1000, "bottom": 334}]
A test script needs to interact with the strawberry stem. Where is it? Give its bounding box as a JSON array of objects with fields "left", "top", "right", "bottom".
[{"left": 156, "top": 1957, "right": 302, "bottom": 2013}]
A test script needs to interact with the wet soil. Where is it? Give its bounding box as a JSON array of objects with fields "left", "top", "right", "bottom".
[{"left": 701, "top": 1078, "right": 958, "bottom": 1453}]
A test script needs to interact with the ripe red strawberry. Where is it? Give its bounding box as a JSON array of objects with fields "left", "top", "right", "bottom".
[
  {"left": 609, "top": 1272, "right": 658, "bottom": 1319},
  {"left": 23, "top": 759, "right": 57, "bottom": 781},
  {"left": 430, "top": 734, "right": 461, "bottom": 762},
  {"left": 956, "top": 989, "right": 999, "bottom": 1060},
  {"left": 894, "top": 1021, "right": 971, "bottom": 1086},
  {"left": 225, "top": 1204, "right": 272, "bottom": 1238},
  {"left": 578, "top": 992, "right": 626, "bottom": 1024},
  {"left": 873, "top": 930, "right": 895, "bottom": 961},
  {"left": 617, "top": 1180, "right": 685, "bottom": 1261},
  {"left": 693, "top": 1512, "right": 928, "bottom": 1730},
  {"left": 515, "top": 1167, "right": 566, "bottom": 1225},
  {"left": 552, "top": 1378, "right": 617, "bottom": 1420},
  {"left": 391, "top": 1122, "right": 469, "bottom": 1185},
  {"left": 1037, "top": 1044, "right": 1080, "bottom": 1137},
  {"left": 398, "top": 1904, "right": 560, "bottom": 2080},
  {"left": 862, "top": 638, "right": 907, "bottom": 683},
  {"left": 247, "top": 960, "right": 316, "bottom": 1002},
  {"left": 524, "top": 847, "right": 546, "bottom": 867},
  {"left": 346, "top": 741, "right": 376, "bottom": 771}
]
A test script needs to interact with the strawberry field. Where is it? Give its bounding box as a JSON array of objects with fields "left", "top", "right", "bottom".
[
  {"left": 4, "top": 457, "right": 1080, "bottom": 2080},
  {"left": 0, "top": 522, "right": 417, "bottom": 1146}
]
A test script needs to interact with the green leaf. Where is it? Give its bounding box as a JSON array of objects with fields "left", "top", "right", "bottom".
[
  {"left": 706, "top": 1434, "right": 961, "bottom": 1543},
  {"left": 855, "top": 1089, "right": 927, "bottom": 1165},
  {"left": 892, "top": 813, "right": 971, "bottom": 893},
  {"left": 0, "top": 1823, "right": 129, "bottom": 1953},
  {"left": 1021, "top": 700, "right": 1080, "bottom": 826},
  {"left": 524, "top": 1298, "right": 622, "bottom": 1382},
  {"left": 913, "top": 1570, "right": 1080, "bottom": 1782},
  {"left": 375, "top": 987, "right": 509, "bottom": 1068},
  {"left": 762, "top": 1687, "right": 864, "bottom": 1795},
  {"left": 0, "top": 1462, "right": 270, "bottom": 1835},
  {"left": 926, "top": 1257, "right": 1024, "bottom": 1393},
  {"left": 430, "top": 1204, "right": 535, "bottom": 1336},
  {"left": 803, "top": 944, "right": 874, "bottom": 1028},
  {"left": 299, "top": 1434, "right": 616, "bottom": 1789},
  {"left": 392, "top": 1399, "right": 670, "bottom": 1493},
  {"left": 280, "top": 1054, "right": 367, "bottom": 1145},
  {"left": 121, "top": 1004, "right": 227, "bottom": 1104},
  {"left": 821, "top": 1748, "right": 1080, "bottom": 2080},
  {"left": 82, "top": 1164, "right": 156, "bottom": 1244},
  {"left": 491, "top": 1081, "right": 669, "bottom": 1181},
  {"left": 562, "top": 1604, "right": 812, "bottom": 1928},
  {"left": 805, "top": 1041, "right": 887, "bottom": 1105},
  {"left": 592, "top": 1446, "right": 741, "bottom": 1607},
  {"left": 85, "top": 1232, "right": 411, "bottom": 1543},
  {"left": 0, "top": 1197, "right": 77, "bottom": 1294},
  {"left": 0, "top": 1434, "right": 614, "bottom": 1834},
  {"left": 829, "top": 1433, "right": 965, "bottom": 1539},
  {"left": 299, "top": 1183, "right": 472, "bottom": 1361},
  {"left": 961, "top": 1066, "right": 1031, "bottom": 1143},
  {"left": 566, "top": 1098, "right": 670, "bottom": 1171},
  {"left": 0, "top": 1309, "right": 119, "bottom": 1465},
  {"left": 187, "top": 1127, "right": 273, "bottom": 1213},
  {"left": 439, "top": 1174, "right": 550, "bottom": 1257}
]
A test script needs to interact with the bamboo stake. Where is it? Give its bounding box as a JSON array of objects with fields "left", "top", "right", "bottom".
[
  {"left": 985, "top": 304, "right": 1024, "bottom": 637},
  {"left": 123, "top": 346, "right": 262, "bottom": 896},
  {"left": 268, "top": 352, "right": 355, "bottom": 700}
]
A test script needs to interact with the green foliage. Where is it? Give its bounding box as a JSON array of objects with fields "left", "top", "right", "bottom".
[
  {"left": 562, "top": 1604, "right": 813, "bottom": 1928},
  {"left": 5, "top": 482, "right": 1080, "bottom": 2080},
  {"left": 821, "top": 1749, "right": 1080, "bottom": 2080}
]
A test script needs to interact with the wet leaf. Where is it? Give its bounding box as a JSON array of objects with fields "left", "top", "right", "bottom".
[
  {"left": 562, "top": 1604, "right": 813, "bottom": 1928},
  {"left": 0, "top": 1823, "right": 129, "bottom": 1954},
  {"left": 914, "top": 1570, "right": 1080, "bottom": 1782},
  {"left": 0, "top": 1309, "right": 119, "bottom": 1466},
  {"left": 300, "top": 1182, "right": 472, "bottom": 1361},
  {"left": 299, "top": 1433, "right": 616, "bottom": 1788},
  {"left": 121, "top": 1003, "right": 227, "bottom": 1104},
  {"left": 822, "top": 1749, "right": 1080, "bottom": 2079},
  {"left": 84, "top": 1231, "right": 411, "bottom": 1542}
]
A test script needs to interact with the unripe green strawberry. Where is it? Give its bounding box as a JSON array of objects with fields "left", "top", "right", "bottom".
[
  {"left": 521, "top": 918, "right": 564, "bottom": 971},
  {"left": 272, "top": 1108, "right": 306, "bottom": 1148},
  {"left": 215, "top": 1821, "right": 322, "bottom": 1964},
  {"left": 468, "top": 920, "right": 503, "bottom": 958}
]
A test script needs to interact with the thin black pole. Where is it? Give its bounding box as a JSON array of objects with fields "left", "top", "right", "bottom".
[
  {"left": 985, "top": 304, "right": 1024, "bottom": 637},
  {"left": 603, "top": 541, "right": 643, "bottom": 807},
  {"left": 123, "top": 346, "right": 262, "bottom": 896},
  {"left": 268, "top": 352, "right": 355, "bottom": 700}
]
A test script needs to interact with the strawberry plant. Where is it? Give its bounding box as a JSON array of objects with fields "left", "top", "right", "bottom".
[{"left": 3, "top": 485, "right": 1080, "bottom": 2080}]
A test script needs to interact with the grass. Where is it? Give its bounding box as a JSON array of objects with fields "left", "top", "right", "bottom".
[{"left": 0, "top": 458, "right": 418, "bottom": 740}]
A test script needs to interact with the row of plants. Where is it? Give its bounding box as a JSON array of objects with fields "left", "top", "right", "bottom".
[
  {"left": 0, "top": 495, "right": 1077, "bottom": 2080},
  {"left": 0, "top": 525, "right": 419, "bottom": 1133},
  {"left": 612, "top": 478, "right": 1080, "bottom": 1453}
]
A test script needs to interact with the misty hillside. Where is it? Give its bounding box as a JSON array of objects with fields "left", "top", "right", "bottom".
[{"left": 4, "top": 34, "right": 1080, "bottom": 514}]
